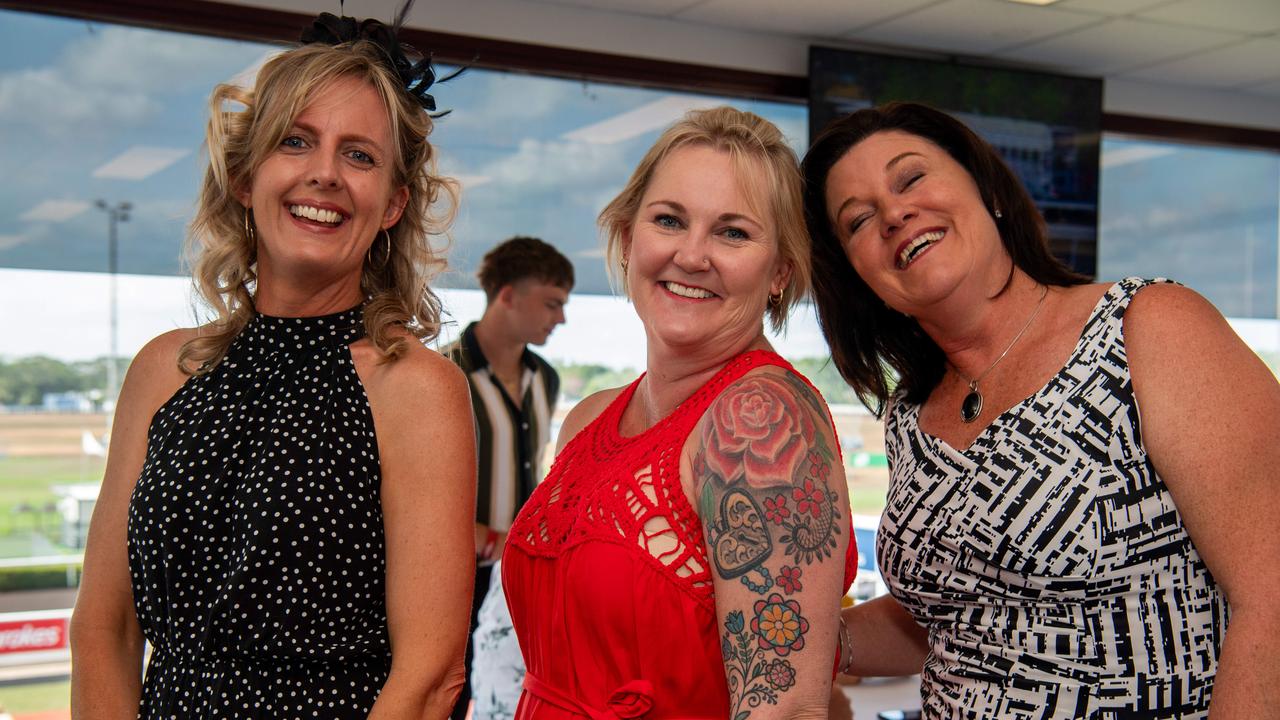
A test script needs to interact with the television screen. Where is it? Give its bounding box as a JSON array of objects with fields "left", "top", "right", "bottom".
[{"left": 809, "top": 47, "right": 1103, "bottom": 278}]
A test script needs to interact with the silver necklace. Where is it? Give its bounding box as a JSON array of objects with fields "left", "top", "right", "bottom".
[{"left": 954, "top": 284, "right": 1048, "bottom": 424}]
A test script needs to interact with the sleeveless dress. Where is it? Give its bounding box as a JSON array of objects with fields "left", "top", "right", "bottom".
[
  {"left": 127, "top": 306, "right": 391, "bottom": 719},
  {"left": 503, "top": 350, "right": 858, "bottom": 719},
  {"left": 879, "top": 278, "right": 1228, "bottom": 719}
]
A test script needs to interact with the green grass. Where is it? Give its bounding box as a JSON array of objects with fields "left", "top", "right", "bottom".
[
  {"left": 0, "top": 456, "right": 103, "bottom": 505},
  {"left": 0, "top": 678, "right": 70, "bottom": 713},
  {"left": 849, "top": 486, "right": 888, "bottom": 515},
  {"left": 0, "top": 456, "right": 98, "bottom": 556}
]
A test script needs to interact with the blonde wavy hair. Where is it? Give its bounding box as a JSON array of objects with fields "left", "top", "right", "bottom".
[
  {"left": 180, "top": 41, "right": 457, "bottom": 374},
  {"left": 598, "top": 106, "right": 809, "bottom": 332}
]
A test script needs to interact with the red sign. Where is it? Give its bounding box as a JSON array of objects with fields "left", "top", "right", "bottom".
[{"left": 0, "top": 617, "right": 67, "bottom": 654}]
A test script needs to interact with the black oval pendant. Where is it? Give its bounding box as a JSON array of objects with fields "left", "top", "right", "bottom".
[{"left": 961, "top": 390, "right": 983, "bottom": 423}]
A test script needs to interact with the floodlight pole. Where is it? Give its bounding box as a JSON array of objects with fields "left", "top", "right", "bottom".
[{"left": 95, "top": 200, "right": 131, "bottom": 427}]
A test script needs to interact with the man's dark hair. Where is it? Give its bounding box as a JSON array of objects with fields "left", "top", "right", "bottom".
[
  {"left": 476, "top": 236, "right": 575, "bottom": 302},
  {"left": 802, "top": 101, "right": 1088, "bottom": 417}
]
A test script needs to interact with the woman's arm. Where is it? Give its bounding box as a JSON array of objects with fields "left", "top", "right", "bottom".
[
  {"left": 690, "top": 368, "right": 851, "bottom": 720},
  {"left": 1125, "top": 283, "right": 1280, "bottom": 719},
  {"left": 839, "top": 595, "right": 928, "bottom": 678},
  {"left": 363, "top": 346, "right": 477, "bottom": 720},
  {"left": 70, "top": 330, "right": 193, "bottom": 720}
]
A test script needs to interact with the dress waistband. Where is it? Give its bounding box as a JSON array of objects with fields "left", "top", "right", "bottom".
[{"left": 522, "top": 672, "right": 654, "bottom": 720}]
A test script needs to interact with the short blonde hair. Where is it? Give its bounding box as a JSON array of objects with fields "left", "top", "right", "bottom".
[
  {"left": 180, "top": 40, "right": 457, "bottom": 374},
  {"left": 598, "top": 106, "right": 808, "bottom": 332}
]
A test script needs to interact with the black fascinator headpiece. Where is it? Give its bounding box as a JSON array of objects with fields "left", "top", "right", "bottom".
[{"left": 299, "top": 0, "right": 459, "bottom": 114}]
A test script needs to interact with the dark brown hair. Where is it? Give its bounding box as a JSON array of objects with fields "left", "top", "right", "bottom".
[
  {"left": 802, "top": 101, "right": 1087, "bottom": 416},
  {"left": 477, "top": 236, "right": 575, "bottom": 301}
]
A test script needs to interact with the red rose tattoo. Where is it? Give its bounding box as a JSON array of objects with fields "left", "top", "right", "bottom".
[{"left": 702, "top": 375, "right": 817, "bottom": 489}]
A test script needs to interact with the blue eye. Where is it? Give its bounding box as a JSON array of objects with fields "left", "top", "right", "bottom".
[
  {"left": 655, "top": 214, "right": 681, "bottom": 229},
  {"left": 723, "top": 226, "right": 749, "bottom": 240},
  {"left": 281, "top": 136, "right": 306, "bottom": 149},
  {"left": 349, "top": 149, "right": 375, "bottom": 165}
]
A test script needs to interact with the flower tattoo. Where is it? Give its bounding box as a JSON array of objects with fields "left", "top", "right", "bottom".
[
  {"left": 751, "top": 593, "right": 809, "bottom": 656},
  {"left": 793, "top": 479, "right": 825, "bottom": 518},
  {"left": 777, "top": 565, "right": 802, "bottom": 594},
  {"left": 763, "top": 494, "right": 790, "bottom": 524},
  {"left": 701, "top": 376, "right": 817, "bottom": 489},
  {"left": 765, "top": 659, "right": 796, "bottom": 691},
  {"left": 721, "top": 608, "right": 800, "bottom": 717}
]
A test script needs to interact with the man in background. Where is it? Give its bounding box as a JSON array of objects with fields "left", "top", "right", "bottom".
[{"left": 443, "top": 236, "right": 573, "bottom": 720}]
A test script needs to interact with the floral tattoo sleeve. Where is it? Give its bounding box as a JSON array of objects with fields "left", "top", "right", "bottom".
[{"left": 695, "top": 372, "right": 841, "bottom": 718}]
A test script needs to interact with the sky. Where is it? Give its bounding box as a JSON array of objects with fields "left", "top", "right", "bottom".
[{"left": 0, "top": 7, "right": 1278, "bottom": 370}]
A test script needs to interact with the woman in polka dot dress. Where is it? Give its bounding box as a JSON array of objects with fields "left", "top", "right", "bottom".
[{"left": 69, "top": 10, "right": 477, "bottom": 719}]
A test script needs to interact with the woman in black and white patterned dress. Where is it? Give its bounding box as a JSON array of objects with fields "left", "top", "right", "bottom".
[
  {"left": 69, "top": 10, "right": 476, "bottom": 719},
  {"left": 802, "top": 102, "right": 1280, "bottom": 718}
]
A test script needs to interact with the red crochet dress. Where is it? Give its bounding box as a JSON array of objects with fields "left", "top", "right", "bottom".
[{"left": 503, "top": 350, "right": 857, "bottom": 719}]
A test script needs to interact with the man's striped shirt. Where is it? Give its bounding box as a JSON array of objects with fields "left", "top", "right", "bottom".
[{"left": 442, "top": 322, "right": 558, "bottom": 533}]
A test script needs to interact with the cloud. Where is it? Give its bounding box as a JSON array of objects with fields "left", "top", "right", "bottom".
[
  {"left": 0, "top": 25, "right": 253, "bottom": 133},
  {"left": 66, "top": 26, "right": 250, "bottom": 95},
  {"left": 0, "top": 66, "right": 156, "bottom": 130},
  {"left": 442, "top": 73, "right": 579, "bottom": 138},
  {"left": 478, "top": 137, "right": 629, "bottom": 197},
  {"left": 20, "top": 199, "right": 91, "bottom": 223},
  {"left": 0, "top": 234, "right": 28, "bottom": 250}
]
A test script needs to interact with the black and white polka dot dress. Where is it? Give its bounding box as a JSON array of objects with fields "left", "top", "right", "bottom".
[{"left": 128, "top": 306, "right": 390, "bottom": 718}]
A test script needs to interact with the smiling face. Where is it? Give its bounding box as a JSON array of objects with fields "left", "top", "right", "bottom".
[
  {"left": 824, "top": 129, "right": 1009, "bottom": 314},
  {"left": 624, "top": 144, "right": 790, "bottom": 354},
  {"left": 242, "top": 74, "right": 408, "bottom": 302}
]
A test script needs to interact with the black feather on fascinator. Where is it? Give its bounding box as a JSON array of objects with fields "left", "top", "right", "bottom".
[{"left": 299, "top": 0, "right": 461, "bottom": 115}]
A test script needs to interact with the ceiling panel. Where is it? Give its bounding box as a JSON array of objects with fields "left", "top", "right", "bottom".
[
  {"left": 1054, "top": 0, "right": 1176, "bottom": 14},
  {"left": 996, "top": 17, "right": 1243, "bottom": 74},
  {"left": 846, "top": 0, "right": 1100, "bottom": 57},
  {"left": 678, "top": 0, "right": 939, "bottom": 36},
  {"left": 522, "top": 0, "right": 698, "bottom": 16},
  {"left": 1124, "top": 37, "right": 1280, "bottom": 88},
  {"left": 1242, "top": 78, "right": 1280, "bottom": 98},
  {"left": 1136, "top": 0, "right": 1280, "bottom": 34}
]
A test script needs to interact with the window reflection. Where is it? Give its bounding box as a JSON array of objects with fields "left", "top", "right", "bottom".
[{"left": 0, "top": 10, "right": 1277, "bottom": 709}]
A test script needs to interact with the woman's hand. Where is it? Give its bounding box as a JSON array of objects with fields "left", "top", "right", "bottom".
[
  {"left": 70, "top": 329, "right": 193, "bottom": 720},
  {"left": 690, "top": 368, "right": 851, "bottom": 719},
  {"left": 1127, "top": 283, "right": 1280, "bottom": 718},
  {"left": 360, "top": 345, "right": 477, "bottom": 719}
]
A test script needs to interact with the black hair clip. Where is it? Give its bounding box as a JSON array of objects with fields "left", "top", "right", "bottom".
[{"left": 300, "top": 0, "right": 461, "bottom": 115}]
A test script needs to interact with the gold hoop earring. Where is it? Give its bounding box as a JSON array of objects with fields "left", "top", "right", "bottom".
[
  {"left": 368, "top": 229, "right": 392, "bottom": 270},
  {"left": 769, "top": 287, "right": 784, "bottom": 307},
  {"left": 620, "top": 256, "right": 629, "bottom": 273},
  {"left": 243, "top": 208, "right": 256, "bottom": 245}
]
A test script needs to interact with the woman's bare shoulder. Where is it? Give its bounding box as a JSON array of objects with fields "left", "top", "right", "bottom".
[
  {"left": 111, "top": 327, "right": 202, "bottom": 434},
  {"left": 354, "top": 335, "right": 469, "bottom": 409}
]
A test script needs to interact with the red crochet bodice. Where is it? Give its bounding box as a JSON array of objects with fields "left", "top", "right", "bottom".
[{"left": 503, "top": 350, "right": 857, "bottom": 720}]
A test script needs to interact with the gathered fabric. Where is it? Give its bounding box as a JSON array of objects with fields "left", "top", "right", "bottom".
[{"left": 128, "top": 306, "right": 391, "bottom": 718}]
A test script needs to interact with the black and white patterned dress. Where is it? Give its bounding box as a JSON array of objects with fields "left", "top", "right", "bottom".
[
  {"left": 879, "top": 278, "right": 1228, "bottom": 719},
  {"left": 128, "top": 306, "right": 390, "bottom": 718}
]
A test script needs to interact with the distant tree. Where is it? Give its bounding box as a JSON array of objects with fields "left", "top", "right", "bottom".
[
  {"left": 0, "top": 356, "right": 84, "bottom": 405},
  {"left": 553, "top": 363, "right": 639, "bottom": 401},
  {"left": 0, "top": 355, "right": 130, "bottom": 406}
]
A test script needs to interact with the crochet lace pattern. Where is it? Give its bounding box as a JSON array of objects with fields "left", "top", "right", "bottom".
[{"left": 508, "top": 351, "right": 813, "bottom": 611}]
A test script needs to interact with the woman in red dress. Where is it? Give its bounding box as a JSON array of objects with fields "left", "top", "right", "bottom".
[{"left": 503, "top": 107, "right": 858, "bottom": 719}]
